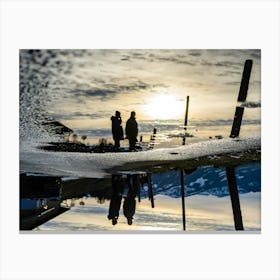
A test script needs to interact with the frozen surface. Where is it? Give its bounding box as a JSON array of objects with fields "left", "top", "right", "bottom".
[
  {"left": 19, "top": 49, "right": 261, "bottom": 178},
  {"left": 20, "top": 136, "right": 260, "bottom": 178}
]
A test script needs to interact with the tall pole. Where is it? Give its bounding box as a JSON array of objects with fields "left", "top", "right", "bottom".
[
  {"left": 237, "top": 59, "right": 253, "bottom": 102},
  {"left": 180, "top": 170, "right": 186, "bottom": 231},
  {"left": 182, "top": 96, "right": 189, "bottom": 145},
  {"left": 147, "top": 173, "right": 154, "bottom": 208},
  {"left": 230, "top": 60, "right": 253, "bottom": 138},
  {"left": 180, "top": 96, "right": 189, "bottom": 230},
  {"left": 226, "top": 167, "right": 244, "bottom": 230},
  {"left": 227, "top": 60, "right": 252, "bottom": 229}
]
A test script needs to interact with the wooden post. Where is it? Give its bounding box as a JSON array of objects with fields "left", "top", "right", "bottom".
[
  {"left": 147, "top": 173, "right": 154, "bottom": 208},
  {"left": 153, "top": 128, "right": 157, "bottom": 136},
  {"left": 181, "top": 96, "right": 189, "bottom": 229},
  {"left": 182, "top": 96, "right": 189, "bottom": 145},
  {"left": 180, "top": 170, "right": 186, "bottom": 231},
  {"left": 230, "top": 60, "right": 253, "bottom": 138},
  {"left": 149, "top": 128, "right": 157, "bottom": 149},
  {"left": 237, "top": 59, "right": 253, "bottom": 102},
  {"left": 226, "top": 167, "right": 244, "bottom": 230},
  {"left": 230, "top": 106, "right": 244, "bottom": 138}
]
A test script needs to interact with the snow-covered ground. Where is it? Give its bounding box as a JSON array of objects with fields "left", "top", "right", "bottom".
[{"left": 20, "top": 136, "right": 260, "bottom": 178}]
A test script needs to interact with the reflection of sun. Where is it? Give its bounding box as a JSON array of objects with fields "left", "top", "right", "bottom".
[{"left": 143, "top": 94, "right": 184, "bottom": 119}]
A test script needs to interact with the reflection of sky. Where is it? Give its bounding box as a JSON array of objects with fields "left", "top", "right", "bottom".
[
  {"left": 20, "top": 49, "right": 261, "bottom": 143},
  {"left": 38, "top": 163, "right": 261, "bottom": 231},
  {"left": 38, "top": 193, "right": 260, "bottom": 232}
]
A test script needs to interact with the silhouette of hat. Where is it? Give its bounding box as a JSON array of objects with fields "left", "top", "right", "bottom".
[{"left": 115, "top": 111, "right": 120, "bottom": 117}]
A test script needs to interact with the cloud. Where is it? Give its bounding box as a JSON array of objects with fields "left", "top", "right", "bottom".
[
  {"left": 127, "top": 51, "right": 198, "bottom": 66},
  {"left": 240, "top": 101, "right": 261, "bottom": 108},
  {"left": 73, "top": 81, "right": 158, "bottom": 99},
  {"left": 225, "top": 81, "right": 241, "bottom": 86},
  {"left": 84, "top": 89, "right": 117, "bottom": 97},
  {"left": 53, "top": 112, "right": 106, "bottom": 120},
  {"left": 217, "top": 70, "right": 241, "bottom": 77},
  {"left": 120, "top": 56, "right": 130, "bottom": 61},
  {"left": 249, "top": 50, "right": 261, "bottom": 60},
  {"left": 188, "top": 51, "right": 202, "bottom": 57},
  {"left": 155, "top": 56, "right": 195, "bottom": 65},
  {"left": 190, "top": 119, "right": 261, "bottom": 126},
  {"left": 201, "top": 60, "right": 243, "bottom": 69}
]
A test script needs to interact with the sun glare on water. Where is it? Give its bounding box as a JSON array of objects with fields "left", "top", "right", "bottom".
[{"left": 143, "top": 94, "right": 184, "bottom": 119}]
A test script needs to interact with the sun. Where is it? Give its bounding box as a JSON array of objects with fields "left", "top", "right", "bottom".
[{"left": 143, "top": 94, "right": 184, "bottom": 119}]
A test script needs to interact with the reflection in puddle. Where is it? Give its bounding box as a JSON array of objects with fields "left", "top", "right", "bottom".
[
  {"left": 20, "top": 162, "right": 261, "bottom": 232},
  {"left": 39, "top": 193, "right": 260, "bottom": 231}
]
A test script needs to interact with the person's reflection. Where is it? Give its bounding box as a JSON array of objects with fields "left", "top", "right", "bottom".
[
  {"left": 123, "top": 175, "right": 138, "bottom": 225},
  {"left": 107, "top": 175, "right": 123, "bottom": 225},
  {"left": 108, "top": 174, "right": 140, "bottom": 226}
]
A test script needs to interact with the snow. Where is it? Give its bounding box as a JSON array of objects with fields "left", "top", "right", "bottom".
[
  {"left": 189, "top": 177, "right": 208, "bottom": 187},
  {"left": 20, "top": 136, "right": 260, "bottom": 178}
]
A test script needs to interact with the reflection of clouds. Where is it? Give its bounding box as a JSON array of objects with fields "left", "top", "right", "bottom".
[
  {"left": 190, "top": 119, "right": 261, "bottom": 126},
  {"left": 216, "top": 70, "right": 241, "bottom": 77},
  {"left": 201, "top": 60, "right": 243, "bottom": 69},
  {"left": 39, "top": 193, "right": 260, "bottom": 231},
  {"left": 188, "top": 51, "right": 202, "bottom": 57},
  {"left": 54, "top": 112, "right": 105, "bottom": 120},
  {"left": 249, "top": 51, "right": 261, "bottom": 60},
  {"left": 148, "top": 54, "right": 196, "bottom": 65},
  {"left": 20, "top": 49, "right": 261, "bottom": 143},
  {"left": 241, "top": 101, "right": 261, "bottom": 108},
  {"left": 140, "top": 119, "right": 261, "bottom": 131},
  {"left": 71, "top": 81, "right": 162, "bottom": 100}
]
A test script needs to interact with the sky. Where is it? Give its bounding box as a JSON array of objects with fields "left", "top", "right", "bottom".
[
  {"left": 20, "top": 49, "right": 261, "bottom": 143},
  {"left": 39, "top": 193, "right": 261, "bottom": 232}
]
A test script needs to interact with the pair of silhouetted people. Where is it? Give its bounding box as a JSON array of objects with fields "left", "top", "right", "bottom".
[
  {"left": 111, "top": 111, "right": 138, "bottom": 151},
  {"left": 107, "top": 174, "right": 138, "bottom": 226}
]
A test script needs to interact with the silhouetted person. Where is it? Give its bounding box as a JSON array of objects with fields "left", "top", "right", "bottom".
[
  {"left": 123, "top": 175, "right": 138, "bottom": 225},
  {"left": 108, "top": 175, "right": 123, "bottom": 225},
  {"left": 111, "top": 111, "right": 124, "bottom": 150},
  {"left": 125, "top": 111, "right": 138, "bottom": 151}
]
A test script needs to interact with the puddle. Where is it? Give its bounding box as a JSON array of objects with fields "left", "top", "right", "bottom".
[{"left": 20, "top": 162, "right": 260, "bottom": 232}]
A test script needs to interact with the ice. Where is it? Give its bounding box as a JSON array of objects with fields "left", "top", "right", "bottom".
[{"left": 20, "top": 136, "right": 260, "bottom": 178}]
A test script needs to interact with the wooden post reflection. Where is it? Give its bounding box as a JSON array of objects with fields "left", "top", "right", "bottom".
[
  {"left": 182, "top": 96, "right": 189, "bottom": 146},
  {"left": 226, "top": 167, "right": 244, "bottom": 230},
  {"left": 180, "top": 170, "right": 186, "bottom": 231}
]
